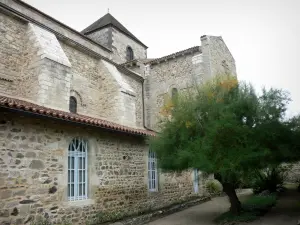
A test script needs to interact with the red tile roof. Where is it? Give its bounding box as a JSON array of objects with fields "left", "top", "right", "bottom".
[{"left": 0, "top": 95, "right": 155, "bottom": 137}]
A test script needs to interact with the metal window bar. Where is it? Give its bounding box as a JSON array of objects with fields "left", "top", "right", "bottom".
[
  {"left": 68, "top": 138, "right": 88, "bottom": 201},
  {"left": 148, "top": 150, "right": 158, "bottom": 192}
]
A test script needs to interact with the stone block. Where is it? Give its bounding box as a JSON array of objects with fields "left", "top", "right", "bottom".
[
  {"left": 0, "top": 189, "right": 12, "bottom": 199},
  {"left": 29, "top": 160, "right": 45, "bottom": 170}
]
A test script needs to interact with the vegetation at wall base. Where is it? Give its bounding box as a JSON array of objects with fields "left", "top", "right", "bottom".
[{"left": 215, "top": 193, "right": 277, "bottom": 225}]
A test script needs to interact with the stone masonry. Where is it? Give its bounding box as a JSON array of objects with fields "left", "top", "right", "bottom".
[
  {"left": 0, "top": 112, "right": 204, "bottom": 225},
  {"left": 0, "top": 0, "right": 237, "bottom": 224}
]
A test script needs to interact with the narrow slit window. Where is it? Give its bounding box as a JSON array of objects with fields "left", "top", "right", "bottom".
[
  {"left": 126, "top": 46, "right": 134, "bottom": 61},
  {"left": 171, "top": 88, "right": 178, "bottom": 101},
  {"left": 68, "top": 138, "right": 88, "bottom": 201},
  {"left": 69, "top": 96, "right": 77, "bottom": 113}
]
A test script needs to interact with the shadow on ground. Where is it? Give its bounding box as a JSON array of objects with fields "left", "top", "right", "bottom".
[
  {"left": 146, "top": 188, "right": 300, "bottom": 225},
  {"left": 146, "top": 190, "right": 252, "bottom": 225},
  {"left": 244, "top": 187, "right": 300, "bottom": 225}
]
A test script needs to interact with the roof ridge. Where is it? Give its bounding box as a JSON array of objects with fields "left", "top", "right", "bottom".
[
  {"left": 9, "top": 0, "right": 111, "bottom": 52},
  {"left": 82, "top": 13, "right": 147, "bottom": 48},
  {"left": 146, "top": 46, "right": 201, "bottom": 65},
  {"left": 0, "top": 95, "right": 155, "bottom": 136}
]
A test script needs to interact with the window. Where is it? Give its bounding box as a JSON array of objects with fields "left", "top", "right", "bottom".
[
  {"left": 68, "top": 138, "right": 88, "bottom": 201},
  {"left": 126, "top": 46, "right": 134, "bottom": 61},
  {"left": 193, "top": 169, "right": 199, "bottom": 193},
  {"left": 69, "top": 96, "right": 77, "bottom": 113},
  {"left": 171, "top": 88, "right": 178, "bottom": 101},
  {"left": 148, "top": 150, "right": 158, "bottom": 192}
]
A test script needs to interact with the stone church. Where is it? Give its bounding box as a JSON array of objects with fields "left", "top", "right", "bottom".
[{"left": 0, "top": 0, "right": 236, "bottom": 224}]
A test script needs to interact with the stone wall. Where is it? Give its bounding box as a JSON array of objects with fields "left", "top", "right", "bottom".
[
  {"left": 0, "top": 0, "right": 111, "bottom": 58},
  {"left": 145, "top": 52, "right": 203, "bottom": 130},
  {"left": 86, "top": 27, "right": 112, "bottom": 49},
  {"left": 201, "top": 35, "right": 237, "bottom": 79},
  {"left": 60, "top": 41, "right": 120, "bottom": 120},
  {"left": 111, "top": 28, "right": 147, "bottom": 64},
  {"left": 21, "top": 23, "right": 72, "bottom": 111},
  {"left": 0, "top": 9, "right": 143, "bottom": 128},
  {"left": 285, "top": 162, "right": 300, "bottom": 183},
  {"left": 0, "top": 12, "right": 26, "bottom": 97},
  {"left": 0, "top": 14, "right": 72, "bottom": 111},
  {"left": 121, "top": 75, "right": 143, "bottom": 128},
  {"left": 0, "top": 111, "right": 204, "bottom": 224}
]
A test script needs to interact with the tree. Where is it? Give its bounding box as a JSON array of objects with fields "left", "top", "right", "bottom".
[{"left": 149, "top": 75, "right": 299, "bottom": 215}]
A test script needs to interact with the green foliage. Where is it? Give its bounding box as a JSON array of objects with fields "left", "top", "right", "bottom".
[
  {"left": 149, "top": 74, "right": 300, "bottom": 184},
  {"left": 87, "top": 211, "right": 126, "bottom": 225},
  {"left": 252, "top": 166, "right": 288, "bottom": 194},
  {"left": 243, "top": 193, "right": 277, "bottom": 210},
  {"left": 215, "top": 194, "right": 277, "bottom": 224},
  {"left": 205, "top": 179, "right": 223, "bottom": 195},
  {"left": 30, "top": 216, "right": 71, "bottom": 225}
]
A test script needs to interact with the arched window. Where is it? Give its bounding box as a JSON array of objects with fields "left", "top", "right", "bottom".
[
  {"left": 148, "top": 150, "right": 158, "bottom": 192},
  {"left": 68, "top": 138, "right": 88, "bottom": 201},
  {"left": 126, "top": 46, "right": 134, "bottom": 61},
  {"left": 171, "top": 88, "right": 178, "bottom": 101},
  {"left": 69, "top": 96, "right": 77, "bottom": 113}
]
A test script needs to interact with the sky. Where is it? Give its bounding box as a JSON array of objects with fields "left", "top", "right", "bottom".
[{"left": 24, "top": 0, "right": 300, "bottom": 117}]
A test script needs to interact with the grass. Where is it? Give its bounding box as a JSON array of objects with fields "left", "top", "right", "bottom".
[{"left": 215, "top": 193, "right": 277, "bottom": 225}]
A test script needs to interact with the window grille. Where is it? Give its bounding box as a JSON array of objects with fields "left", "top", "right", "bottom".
[
  {"left": 68, "top": 138, "right": 88, "bottom": 201},
  {"left": 148, "top": 150, "right": 158, "bottom": 192}
]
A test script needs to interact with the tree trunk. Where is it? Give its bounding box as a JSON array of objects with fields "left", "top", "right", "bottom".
[{"left": 222, "top": 182, "right": 241, "bottom": 215}]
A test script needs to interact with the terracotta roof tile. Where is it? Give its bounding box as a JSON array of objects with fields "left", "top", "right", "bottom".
[{"left": 0, "top": 95, "right": 155, "bottom": 137}]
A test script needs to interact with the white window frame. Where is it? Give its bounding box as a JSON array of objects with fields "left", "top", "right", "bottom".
[
  {"left": 68, "top": 138, "right": 88, "bottom": 201},
  {"left": 148, "top": 150, "right": 158, "bottom": 192},
  {"left": 193, "top": 169, "right": 199, "bottom": 193}
]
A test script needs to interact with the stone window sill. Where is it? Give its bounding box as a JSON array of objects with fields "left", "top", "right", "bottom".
[{"left": 63, "top": 198, "right": 95, "bottom": 207}]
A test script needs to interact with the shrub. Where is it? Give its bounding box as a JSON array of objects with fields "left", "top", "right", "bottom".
[
  {"left": 242, "top": 193, "right": 277, "bottom": 212},
  {"left": 87, "top": 211, "right": 126, "bottom": 225},
  {"left": 30, "top": 216, "right": 71, "bottom": 225},
  {"left": 205, "top": 179, "right": 223, "bottom": 195},
  {"left": 252, "top": 166, "right": 287, "bottom": 194}
]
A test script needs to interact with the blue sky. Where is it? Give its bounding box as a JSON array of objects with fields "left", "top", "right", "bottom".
[{"left": 25, "top": 0, "right": 300, "bottom": 117}]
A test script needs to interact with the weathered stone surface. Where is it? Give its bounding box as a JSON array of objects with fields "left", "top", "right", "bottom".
[
  {"left": 10, "top": 207, "right": 18, "bottom": 216},
  {"left": 25, "top": 152, "right": 36, "bottom": 158},
  {"left": 0, "top": 190, "right": 12, "bottom": 199},
  {"left": 49, "top": 186, "right": 57, "bottom": 194},
  {"left": 19, "top": 200, "right": 35, "bottom": 204},
  {"left": 13, "top": 189, "right": 26, "bottom": 196},
  {"left": 0, "top": 114, "right": 206, "bottom": 224},
  {"left": 0, "top": 209, "right": 9, "bottom": 217},
  {"left": 16, "top": 153, "right": 24, "bottom": 158},
  {"left": 0, "top": 1, "right": 237, "bottom": 224},
  {"left": 24, "top": 215, "right": 34, "bottom": 224},
  {"left": 29, "top": 160, "right": 45, "bottom": 170}
]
